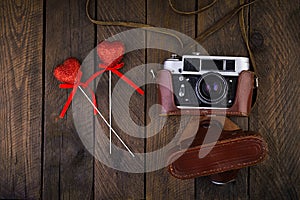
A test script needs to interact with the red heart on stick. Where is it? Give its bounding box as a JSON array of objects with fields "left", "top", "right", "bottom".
[
  {"left": 97, "top": 41, "right": 125, "bottom": 66},
  {"left": 53, "top": 58, "right": 81, "bottom": 84}
]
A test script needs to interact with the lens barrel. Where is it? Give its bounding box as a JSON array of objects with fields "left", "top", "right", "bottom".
[{"left": 196, "top": 72, "right": 228, "bottom": 104}]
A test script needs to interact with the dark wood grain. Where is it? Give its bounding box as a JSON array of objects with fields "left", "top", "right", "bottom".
[
  {"left": 0, "top": 0, "right": 43, "bottom": 199},
  {"left": 195, "top": 0, "right": 250, "bottom": 199},
  {"left": 0, "top": 0, "right": 300, "bottom": 199},
  {"left": 146, "top": 0, "right": 196, "bottom": 199},
  {"left": 43, "top": 0, "right": 95, "bottom": 199},
  {"left": 94, "top": 0, "right": 146, "bottom": 199},
  {"left": 249, "top": 0, "right": 300, "bottom": 199}
]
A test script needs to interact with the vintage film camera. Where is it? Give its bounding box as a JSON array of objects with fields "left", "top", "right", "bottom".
[{"left": 163, "top": 53, "right": 250, "bottom": 109}]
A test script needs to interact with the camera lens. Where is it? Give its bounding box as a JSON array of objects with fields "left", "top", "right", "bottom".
[
  {"left": 202, "top": 82, "right": 222, "bottom": 97},
  {"left": 196, "top": 73, "right": 228, "bottom": 104}
]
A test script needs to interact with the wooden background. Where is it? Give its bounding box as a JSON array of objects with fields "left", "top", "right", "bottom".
[{"left": 0, "top": 0, "right": 299, "bottom": 199}]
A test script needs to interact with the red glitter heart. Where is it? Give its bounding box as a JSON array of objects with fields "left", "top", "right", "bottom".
[
  {"left": 53, "top": 58, "right": 80, "bottom": 84},
  {"left": 97, "top": 41, "right": 125, "bottom": 66}
]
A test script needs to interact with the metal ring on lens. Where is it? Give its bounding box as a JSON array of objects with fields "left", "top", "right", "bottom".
[{"left": 196, "top": 72, "right": 228, "bottom": 104}]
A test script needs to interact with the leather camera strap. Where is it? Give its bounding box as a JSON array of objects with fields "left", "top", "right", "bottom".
[
  {"left": 86, "top": 0, "right": 259, "bottom": 106},
  {"left": 86, "top": 0, "right": 259, "bottom": 75}
]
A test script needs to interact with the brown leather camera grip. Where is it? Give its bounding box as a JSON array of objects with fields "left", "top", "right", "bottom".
[{"left": 157, "top": 70, "right": 255, "bottom": 116}]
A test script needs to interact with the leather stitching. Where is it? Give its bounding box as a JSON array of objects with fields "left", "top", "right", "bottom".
[{"left": 168, "top": 136, "right": 268, "bottom": 179}]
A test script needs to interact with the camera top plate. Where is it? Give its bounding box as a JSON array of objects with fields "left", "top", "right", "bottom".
[{"left": 164, "top": 55, "right": 249, "bottom": 76}]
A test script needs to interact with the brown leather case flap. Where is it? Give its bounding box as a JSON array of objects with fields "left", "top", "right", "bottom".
[
  {"left": 157, "top": 70, "right": 255, "bottom": 116},
  {"left": 168, "top": 132, "right": 267, "bottom": 179}
]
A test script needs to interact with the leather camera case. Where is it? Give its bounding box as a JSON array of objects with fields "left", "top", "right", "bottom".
[
  {"left": 167, "top": 117, "right": 268, "bottom": 180},
  {"left": 157, "top": 70, "right": 255, "bottom": 117}
]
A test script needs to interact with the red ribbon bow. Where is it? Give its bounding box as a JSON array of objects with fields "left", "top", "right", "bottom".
[
  {"left": 55, "top": 41, "right": 145, "bottom": 118},
  {"left": 58, "top": 62, "right": 144, "bottom": 118},
  {"left": 58, "top": 70, "right": 97, "bottom": 118},
  {"left": 85, "top": 63, "right": 144, "bottom": 95}
]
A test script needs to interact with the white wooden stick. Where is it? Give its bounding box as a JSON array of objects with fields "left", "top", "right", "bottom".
[
  {"left": 78, "top": 86, "right": 135, "bottom": 157},
  {"left": 109, "top": 70, "right": 112, "bottom": 154}
]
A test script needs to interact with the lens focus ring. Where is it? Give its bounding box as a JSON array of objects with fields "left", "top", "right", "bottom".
[{"left": 196, "top": 72, "right": 228, "bottom": 104}]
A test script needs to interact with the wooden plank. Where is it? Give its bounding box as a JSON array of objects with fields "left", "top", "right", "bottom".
[
  {"left": 146, "top": 0, "right": 196, "bottom": 199},
  {"left": 196, "top": 0, "right": 250, "bottom": 199},
  {"left": 43, "top": 0, "right": 95, "bottom": 199},
  {"left": 249, "top": 0, "right": 300, "bottom": 199},
  {"left": 0, "top": 0, "right": 43, "bottom": 199},
  {"left": 94, "top": 0, "right": 146, "bottom": 199}
]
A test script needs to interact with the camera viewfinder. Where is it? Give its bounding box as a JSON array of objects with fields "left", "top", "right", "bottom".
[
  {"left": 225, "top": 60, "right": 235, "bottom": 71},
  {"left": 201, "top": 59, "right": 224, "bottom": 71},
  {"left": 184, "top": 58, "right": 200, "bottom": 72}
]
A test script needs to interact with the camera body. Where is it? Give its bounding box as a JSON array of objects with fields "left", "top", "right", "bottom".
[{"left": 163, "top": 54, "right": 250, "bottom": 109}]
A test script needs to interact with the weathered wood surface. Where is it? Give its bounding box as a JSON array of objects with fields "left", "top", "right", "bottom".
[
  {"left": 146, "top": 0, "right": 196, "bottom": 199},
  {"left": 196, "top": 0, "right": 250, "bottom": 199},
  {"left": 249, "top": 1, "right": 300, "bottom": 199},
  {"left": 43, "top": 0, "right": 95, "bottom": 199},
  {"left": 0, "top": 0, "right": 299, "bottom": 199},
  {"left": 0, "top": 0, "right": 43, "bottom": 199},
  {"left": 94, "top": 0, "right": 145, "bottom": 199}
]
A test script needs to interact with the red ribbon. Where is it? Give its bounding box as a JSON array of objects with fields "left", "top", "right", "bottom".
[
  {"left": 85, "top": 63, "right": 144, "bottom": 95},
  {"left": 59, "top": 62, "right": 144, "bottom": 118},
  {"left": 59, "top": 70, "right": 97, "bottom": 118}
]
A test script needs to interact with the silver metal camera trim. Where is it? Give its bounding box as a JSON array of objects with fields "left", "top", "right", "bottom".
[
  {"left": 164, "top": 54, "right": 250, "bottom": 110},
  {"left": 164, "top": 55, "right": 250, "bottom": 76}
]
